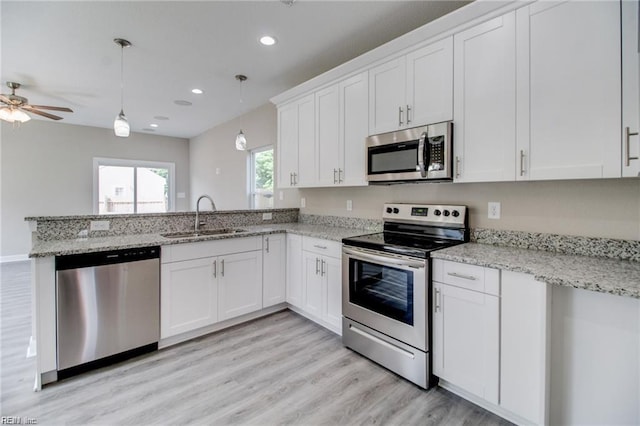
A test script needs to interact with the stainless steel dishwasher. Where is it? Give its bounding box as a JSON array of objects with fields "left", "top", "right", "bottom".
[{"left": 55, "top": 246, "right": 160, "bottom": 379}]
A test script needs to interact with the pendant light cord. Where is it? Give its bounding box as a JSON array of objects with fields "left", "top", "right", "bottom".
[{"left": 120, "top": 44, "right": 124, "bottom": 112}]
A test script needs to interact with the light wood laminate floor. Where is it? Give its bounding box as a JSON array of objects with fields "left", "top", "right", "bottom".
[{"left": 1, "top": 261, "right": 511, "bottom": 425}]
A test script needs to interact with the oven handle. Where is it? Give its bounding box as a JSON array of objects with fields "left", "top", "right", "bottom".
[
  {"left": 348, "top": 323, "right": 416, "bottom": 359},
  {"left": 343, "top": 247, "right": 426, "bottom": 270}
]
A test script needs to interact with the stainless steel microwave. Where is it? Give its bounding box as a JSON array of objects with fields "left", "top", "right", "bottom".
[{"left": 366, "top": 121, "right": 453, "bottom": 183}]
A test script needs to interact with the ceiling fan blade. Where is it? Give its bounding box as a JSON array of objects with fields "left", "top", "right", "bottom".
[
  {"left": 0, "top": 94, "right": 12, "bottom": 105},
  {"left": 21, "top": 107, "right": 63, "bottom": 121},
  {"left": 27, "top": 105, "right": 73, "bottom": 113}
]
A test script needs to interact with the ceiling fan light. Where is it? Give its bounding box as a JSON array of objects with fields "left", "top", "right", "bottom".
[
  {"left": 0, "top": 107, "right": 15, "bottom": 123},
  {"left": 114, "top": 110, "right": 130, "bottom": 137},
  {"left": 235, "top": 130, "right": 247, "bottom": 151},
  {"left": 0, "top": 107, "right": 31, "bottom": 123}
]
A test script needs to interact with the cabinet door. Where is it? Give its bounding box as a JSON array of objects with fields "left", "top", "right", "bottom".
[
  {"left": 263, "top": 234, "right": 286, "bottom": 308},
  {"left": 369, "top": 57, "right": 406, "bottom": 135},
  {"left": 622, "top": 0, "right": 640, "bottom": 177},
  {"left": 277, "top": 102, "right": 298, "bottom": 188},
  {"left": 516, "top": 1, "right": 621, "bottom": 180},
  {"left": 453, "top": 12, "right": 516, "bottom": 182},
  {"left": 406, "top": 36, "right": 453, "bottom": 126},
  {"left": 323, "top": 255, "right": 342, "bottom": 334},
  {"left": 340, "top": 72, "right": 369, "bottom": 186},
  {"left": 501, "top": 271, "right": 549, "bottom": 425},
  {"left": 302, "top": 251, "right": 323, "bottom": 319},
  {"left": 218, "top": 251, "right": 263, "bottom": 321},
  {"left": 433, "top": 282, "right": 499, "bottom": 404},
  {"left": 297, "top": 94, "right": 317, "bottom": 187},
  {"left": 160, "top": 257, "right": 217, "bottom": 338},
  {"left": 286, "top": 234, "right": 303, "bottom": 308},
  {"left": 316, "top": 85, "right": 341, "bottom": 186}
]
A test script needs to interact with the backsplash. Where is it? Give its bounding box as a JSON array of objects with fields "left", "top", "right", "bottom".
[
  {"left": 29, "top": 209, "right": 299, "bottom": 241},
  {"left": 472, "top": 228, "right": 640, "bottom": 262},
  {"left": 299, "top": 214, "right": 382, "bottom": 231}
]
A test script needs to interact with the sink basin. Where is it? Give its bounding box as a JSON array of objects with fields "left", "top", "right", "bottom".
[{"left": 161, "top": 228, "right": 247, "bottom": 239}]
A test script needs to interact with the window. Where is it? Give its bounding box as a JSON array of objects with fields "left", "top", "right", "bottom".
[
  {"left": 93, "top": 158, "right": 175, "bottom": 214},
  {"left": 249, "top": 146, "right": 274, "bottom": 209}
]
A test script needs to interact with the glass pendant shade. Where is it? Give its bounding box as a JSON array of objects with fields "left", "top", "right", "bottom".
[
  {"left": 0, "top": 107, "right": 31, "bottom": 123},
  {"left": 114, "top": 110, "right": 130, "bottom": 137},
  {"left": 235, "top": 130, "right": 247, "bottom": 151}
]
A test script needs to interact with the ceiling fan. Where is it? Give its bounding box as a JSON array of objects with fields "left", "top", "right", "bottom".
[{"left": 0, "top": 81, "right": 73, "bottom": 123}]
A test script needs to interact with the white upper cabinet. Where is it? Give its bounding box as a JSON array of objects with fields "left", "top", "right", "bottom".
[
  {"left": 316, "top": 84, "right": 341, "bottom": 186},
  {"left": 339, "top": 72, "right": 369, "bottom": 186},
  {"left": 516, "top": 1, "right": 621, "bottom": 180},
  {"left": 369, "top": 37, "right": 453, "bottom": 135},
  {"left": 623, "top": 0, "right": 640, "bottom": 177},
  {"left": 276, "top": 94, "right": 314, "bottom": 188},
  {"left": 453, "top": 12, "right": 517, "bottom": 183}
]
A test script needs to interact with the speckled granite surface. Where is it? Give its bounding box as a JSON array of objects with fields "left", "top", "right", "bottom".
[
  {"left": 471, "top": 228, "right": 640, "bottom": 262},
  {"left": 432, "top": 243, "right": 640, "bottom": 299},
  {"left": 29, "top": 223, "right": 372, "bottom": 258},
  {"left": 299, "top": 214, "right": 382, "bottom": 232}
]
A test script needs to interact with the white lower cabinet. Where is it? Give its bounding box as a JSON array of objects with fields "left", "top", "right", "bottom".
[
  {"left": 433, "top": 261, "right": 500, "bottom": 404},
  {"left": 289, "top": 236, "right": 342, "bottom": 334},
  {"left": 218, "top": 250, "right": 263, "bottom": 321},
  {"left": 433, "top": 259, "right": 549, "bottom": 425},
  {"left": 160, "top": 237, "right": 263, "bottom": 339},
  {"left": 263, "top": 234, "right": 286, "bottom": 308}
]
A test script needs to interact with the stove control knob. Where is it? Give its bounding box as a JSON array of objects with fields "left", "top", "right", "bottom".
[
  {"left": 393, "top": 208, "right": 399, "bottom": 214},
  {"left": 452, "top": 210, "right": 460, "bottom": 218},
  {"left": 386, "top": 207, "right": 393, "bottom": 214},
  {"left": 443, "top": 210, "right": 450, "bottom": 217},
  {"left": 434, "top": 209, "right": 442, "bottom": 216}
]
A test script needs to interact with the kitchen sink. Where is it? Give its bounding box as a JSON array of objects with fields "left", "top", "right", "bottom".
[{"left": 161, "top": 228, "right": 247, "bottom": 239}]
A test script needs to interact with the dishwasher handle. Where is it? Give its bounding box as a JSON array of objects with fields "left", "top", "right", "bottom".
[{"left": 56, "top": 246, "right": 160, "bottom": 270}]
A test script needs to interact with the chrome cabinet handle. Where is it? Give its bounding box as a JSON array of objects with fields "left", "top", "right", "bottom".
[
  {"left": 455, "top": 156, "right": 461, "bottom": 179},
  {"left": 406, "top": 105, "right": 411, "bottom": 124},
  {"left": 313, "top": 244, "right": 327, "bottom": 250},
  {"left": 333, "top": 168, "right": 338, "bottom": 184},
  {"left": 289, "top": 172, "right": 293, "bottom": 186},
  {"left": 398, "top": 106, "right": 404, "bottom": 127},
  {"left": 221, "top": 259, "right": 225, "bottom": 277},
  {"left": 520, "top": 150, "right": 526, "bottom": 176},
  {"left": 447, "top": 272, "right": 478, "bottom": 281},
  {"left": 265, "top": 237, "right": 270, "bottom": 253},
  {"left": 321, "top": 259, "right": 326, "bottom": 276},
  {"left": 339, "top": 169, "right": 343, "bottom": 183},
  {"left": 293, "top": 172, "right": 298, "bottom": 185},
  {"left": 434, "top": 287, "right": 441, "bottom": 313},
  {"left": 213, "top": 259, "right": 217, "bottom": 278},
  {"left": 315, "top": 258, "right": 320, "bottom": 275},
  {"left": 625, "top": 127, "right": 639, "bottom": 166}
]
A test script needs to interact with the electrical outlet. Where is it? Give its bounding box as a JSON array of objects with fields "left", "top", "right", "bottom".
[
  {"left": 346, "top": 200, "right": 353, "bottom": 211},
  {"left": 279, "top": 191, "right": 284, "bottom": 201},
  {"left": 90, "top": 220, "right": 110, "bottom": 231},
  {"left": 262, "top": 212, "right": 273, "bottom": 220},
  {"left": 301, "top": 197, "right": 306, "bottom": 208},
  {"left": 215, "top": 167, "right": 221, "bottom": 175},
  {"left": 488, "top": 202, "right": 501, "bottom": 219}
]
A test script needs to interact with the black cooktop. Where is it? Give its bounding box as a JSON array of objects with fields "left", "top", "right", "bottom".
[{"left": 342, "top": 231, "right": 464, "bottom": 259}]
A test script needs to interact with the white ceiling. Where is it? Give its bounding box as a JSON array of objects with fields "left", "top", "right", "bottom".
[{"left": 1, "top": 1, "right": 468, "bottom": 139}]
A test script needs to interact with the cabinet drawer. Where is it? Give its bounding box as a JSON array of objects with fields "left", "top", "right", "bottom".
[
  {"left": 302, "top": 236, "right": 341, "bottom": 258},
  {"left": 162, "top": 236, "right": 261, "bottom": 263},
  {"left": 433, "top": 259, "right": 500, "bottom": 296}
]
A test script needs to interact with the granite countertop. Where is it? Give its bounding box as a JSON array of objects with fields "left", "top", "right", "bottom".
[
  {"left": 28, "top": 223, "right": 373, "bottom": 258},
  {"left": 432, "top": 243, "right": 640, "bottom": 299}
]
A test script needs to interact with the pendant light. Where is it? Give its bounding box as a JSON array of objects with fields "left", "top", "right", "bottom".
[
  {"left": 235, "top": 74, "right": 247, "bottom": 151},
  {"left": 114, "top": 38, "right": 131, "bottom": 137}
]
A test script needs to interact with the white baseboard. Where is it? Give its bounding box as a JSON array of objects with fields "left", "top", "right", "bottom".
[{"left": 1, "top": 254, "right": 29, "bottom": 263}]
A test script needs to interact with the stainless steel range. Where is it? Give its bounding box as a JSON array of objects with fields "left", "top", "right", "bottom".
[{"left": 342, "top": 203, "right": 468, "bottom": 388}]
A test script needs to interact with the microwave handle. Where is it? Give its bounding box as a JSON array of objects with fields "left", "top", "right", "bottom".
[{"left": 417, "top": 131, "right": 428, "bottom": 178}]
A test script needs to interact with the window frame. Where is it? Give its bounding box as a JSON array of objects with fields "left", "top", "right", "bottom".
[
  {"left": 93, "top": 157, "right": 176, "bottom": 214},
  {"left": 248, "top": 145, "right": 274, "bottom": 209}
]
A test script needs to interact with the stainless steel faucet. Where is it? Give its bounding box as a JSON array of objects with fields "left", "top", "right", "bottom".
[{"left": 195, "top": 195, "right": 217, "bottom": 234}]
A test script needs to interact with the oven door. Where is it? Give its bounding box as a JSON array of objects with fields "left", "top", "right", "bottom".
[{"left": 342, "top": 246, "right": 427, "bottom": 351}]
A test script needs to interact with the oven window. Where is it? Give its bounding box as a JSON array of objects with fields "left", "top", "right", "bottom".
[
  {"left": 349, "top": 258, "right": 413, "bottom": 325},
  {"left": 368, "top": 141, "right": 419, "bottom": 174}
]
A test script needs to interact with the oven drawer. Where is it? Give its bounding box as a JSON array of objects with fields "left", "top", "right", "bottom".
[
  {"left": 303, "top": 236, "right": 341, "bottom": 258},
  {"left": 433, "top": 259, "right": 500, "bottom": 296}
]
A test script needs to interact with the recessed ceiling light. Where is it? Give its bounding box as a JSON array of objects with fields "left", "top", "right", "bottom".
[
  {"left": 150, "top": 123, "right": 159, "bottom": 128},
  {"left": 259, "top": 36, "right": 277, "bottom": 46},
  {"left": 174, "top": 100, "right": 192, "bottom": 106},
  {"left": 154, "top": 115, "right": 169, "bottom": 120},
  {"left": 191, "top": 88, "right": 204, "bottom": 95}
]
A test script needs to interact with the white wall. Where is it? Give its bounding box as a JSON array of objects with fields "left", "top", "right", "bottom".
[
  {"left": 298, "top": 179, "right": 640, "bottom": 240},
  {"left": 189, "top": 103, "right": 300, "bottom": 210},
  {"left": 0, "top": 120, "right": 190, "bottom": 257}
]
